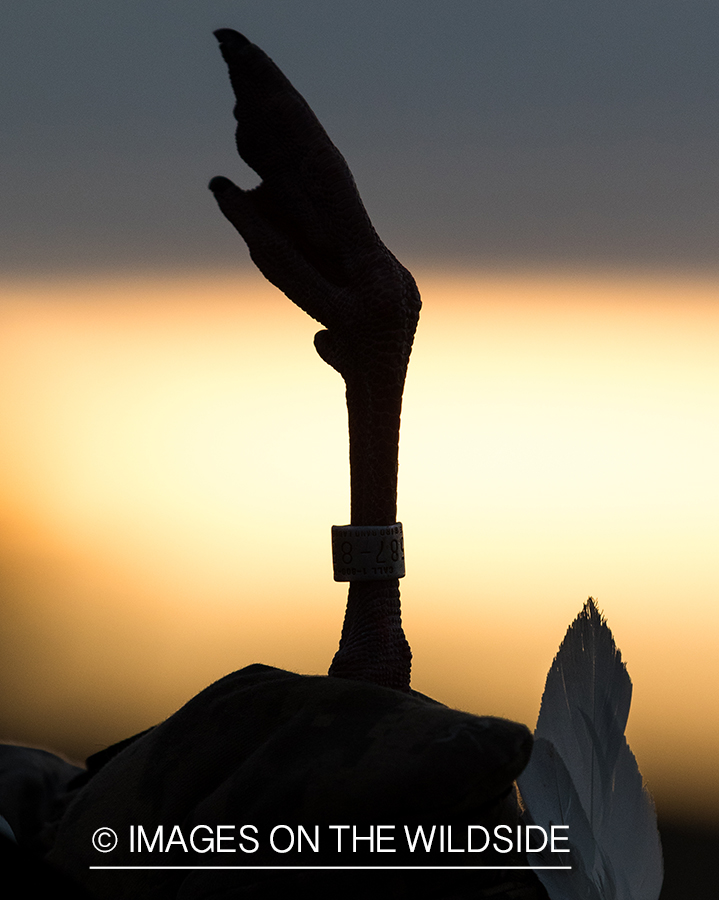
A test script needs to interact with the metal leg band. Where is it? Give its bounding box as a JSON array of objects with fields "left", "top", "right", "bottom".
[{"left": 331, "top": 523, "right": 405, "bottom": 582}]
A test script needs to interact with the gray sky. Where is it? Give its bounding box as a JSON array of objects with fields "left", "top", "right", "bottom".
[{"left": 3, "top": 1, "right": 719, "bottom": 275}]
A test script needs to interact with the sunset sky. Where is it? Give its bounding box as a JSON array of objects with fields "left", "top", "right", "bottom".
[{"left": 2, "top": 3, "right": 718, "bottom": 827}]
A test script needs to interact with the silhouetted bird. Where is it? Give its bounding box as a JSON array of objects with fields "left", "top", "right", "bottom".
[{"left": 2, "top": 30, "right": 542, "bottom": 900}]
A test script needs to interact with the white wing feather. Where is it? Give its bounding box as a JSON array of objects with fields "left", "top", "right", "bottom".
[{"left": 517, "top": 598, "right": 663, "bottom": 900}]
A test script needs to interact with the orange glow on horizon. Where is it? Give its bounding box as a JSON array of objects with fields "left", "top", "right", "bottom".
[{"left": 1, "top": 267, "right": 717, "bottom": 824}]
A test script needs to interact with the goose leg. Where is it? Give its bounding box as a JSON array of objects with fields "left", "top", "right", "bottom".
[{"left": 209, "top": 29, "right": 420, "bottom": 691}]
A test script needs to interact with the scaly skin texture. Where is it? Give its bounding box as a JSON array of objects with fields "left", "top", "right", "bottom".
[{"left": 209, "top": 29, "right": 420, "bottom": 691}]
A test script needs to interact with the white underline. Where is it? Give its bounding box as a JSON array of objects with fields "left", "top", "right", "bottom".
[{"left": 90, "top": 865, "right": 571, "bottom": 871}]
